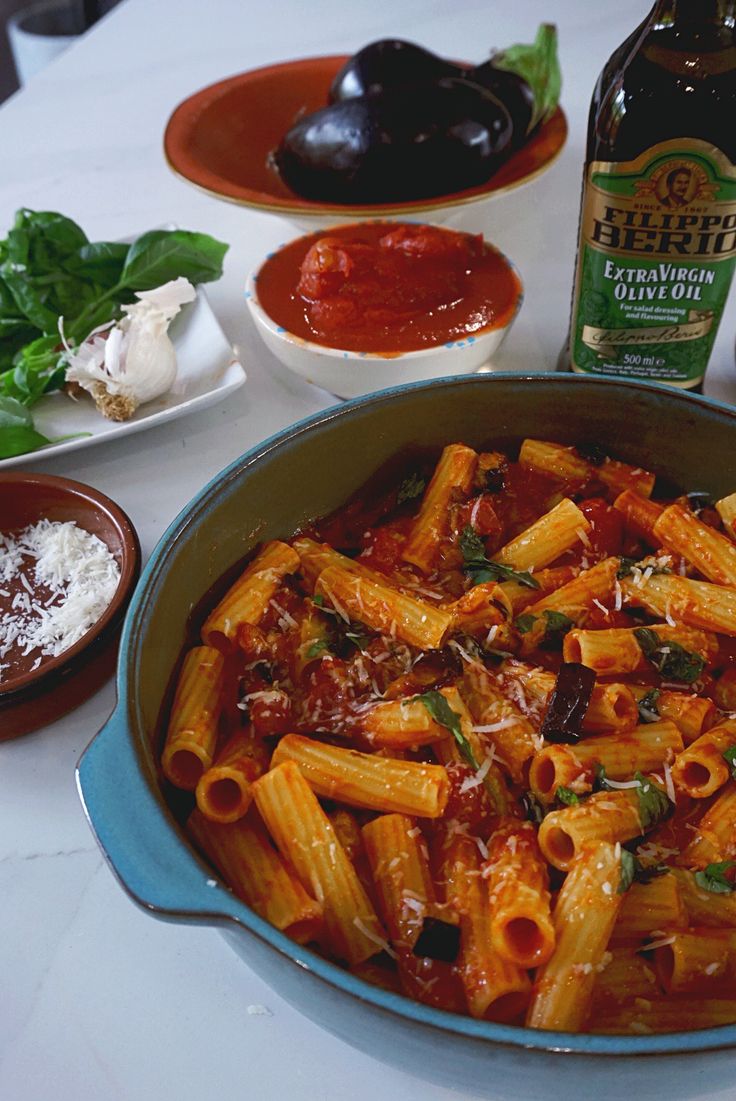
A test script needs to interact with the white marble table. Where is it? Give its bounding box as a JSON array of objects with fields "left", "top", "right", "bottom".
[{"left": 1, "top": 1, "right": 735, "bottom": 1098}]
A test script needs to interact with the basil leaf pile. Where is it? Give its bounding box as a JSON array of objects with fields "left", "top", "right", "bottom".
[{"left": 0, "top": 208, "right": 228, "bottom": 458}]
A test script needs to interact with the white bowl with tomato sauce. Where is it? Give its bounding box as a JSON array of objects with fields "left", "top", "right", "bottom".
[{"left": 245, "top": 221, "right": 523, "bottom": 398}]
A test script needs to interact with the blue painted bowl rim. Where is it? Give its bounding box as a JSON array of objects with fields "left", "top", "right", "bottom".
[{"left": 107, "top": 372, "right": 736, "bottom": 1058}]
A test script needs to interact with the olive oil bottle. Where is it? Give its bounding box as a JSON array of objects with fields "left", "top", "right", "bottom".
[{"left": 565, "top": 0, "right": 736, "bottom": 390}]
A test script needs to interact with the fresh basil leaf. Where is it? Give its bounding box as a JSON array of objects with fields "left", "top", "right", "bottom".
[
  {"left": 634, "top": 771, "right": 671, "bottom": 831},
  {"left": 515, "top": 610, "right": 573, "bottom": 646},
  {"left": 306, "top": 639, "right": 330, "bottom": 659},
  {"left": 723, "top": 745, "right": 736, "bottom": 781},
  {"left": 619, "top": 849, "right": 637, "bottom": 893},
  {"left": 418, "top": 689, "right": 479, "bottom": 771},
  {"left": 397, "top": 473, "right": 426, "bottom": 504},
  {"left": 0, "top": 394, "right": 32, "bottom": 427},
  {"left": 515, "top": 613, "right": 536, "bottom": 635},
  {"left": 556, "top": 786, "right": 580, "bottom": 806},
  {"left": 694, "top": 861, "right": 736, "bottom": 894},
  {"left": 311, "top": 594, "right": 325, "bottom": 607},
  {"left": 637, "top": 687, "right": 661, "bottom": 724},
  {"left": 64, "top": 241, "right": 130, "bottom": 287},
  {"left": 491, "top": 23, "right": 561, "bottom": 132},
  {"left": 0, "top": 424, "right": 51, "bottom": 458},
  {"left": 593, "top": 762, "right": 611, "bottom": 791},
  {"left": 634, "top": 627, "right": 704, "bottom": 684},
  {"left": 459, "top": 524, "right": 539, "bottom": 590},
  {"left": 120, "top": 229, "right": 227, "bottom": 290}
]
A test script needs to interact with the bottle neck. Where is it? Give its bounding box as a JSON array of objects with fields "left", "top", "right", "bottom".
[{"left": 650, "top": 0, "right": 736, "bottom": 26}]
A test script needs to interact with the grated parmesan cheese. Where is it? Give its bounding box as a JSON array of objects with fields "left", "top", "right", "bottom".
[{"left": 0, "top": 519, "right": 120, "bottom": 680}]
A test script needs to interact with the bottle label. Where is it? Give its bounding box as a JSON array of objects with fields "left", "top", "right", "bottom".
[{"left": 570, "top": 139, "right": 736, "bottom": 388}]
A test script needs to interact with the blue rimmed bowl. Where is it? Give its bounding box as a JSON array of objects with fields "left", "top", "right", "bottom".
[
  {"left": 244, "top": 225, "right": 523, "bottom": 398},
  {"left": 77, "top": 374, "right": 736, "bottom": 1098}
]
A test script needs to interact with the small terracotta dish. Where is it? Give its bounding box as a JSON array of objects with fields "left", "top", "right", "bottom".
[
  {"left": 0, "top": 473, "right": 140, "bottom": 739},
  {"left": 164, "top": 55, "right": 568, "bottom": 230}
]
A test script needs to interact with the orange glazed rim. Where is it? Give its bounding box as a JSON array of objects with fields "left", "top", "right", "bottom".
[{"left": 163, "top": 54, "right": 568, "bottom": 217}]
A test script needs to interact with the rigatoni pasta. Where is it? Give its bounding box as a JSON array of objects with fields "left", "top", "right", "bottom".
[{"left": 164, "top": 436, "right": 736, "bottom": 1037}]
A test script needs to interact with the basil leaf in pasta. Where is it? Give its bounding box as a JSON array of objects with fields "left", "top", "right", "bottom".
[
  {"left": 397, "top": 473, "right": 426, "bottom": 504},
  {"left": 634, "top": 771, "right": 671, "bottom": 831},
  {"left": 418, "top": 690, "right": 479, "bottom": 771},
  {"left": 619, "top": 849, "right": 637, "bottom": 893},
  {"left": 459, "top": 525, "right": 539, "bottom": 590},
  {"left": 634, "top": 627, "right": 704, "bottom": 685},
  {"left": 723, "top": 745, "right": 736, "bottom": 781},
  {"left": 556, "top": 786, "right": 580, "bottom": 806},
  {"left": 694, "top": 861, "right": 736, "bottom": 894},
  {"left": 637, "top": 687, "right": 661, "bottom": 724}
]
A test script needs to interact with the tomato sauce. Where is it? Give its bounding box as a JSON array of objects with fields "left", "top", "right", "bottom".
[{"left": 255, "top": 222, "right": 522, "bottom": 354}]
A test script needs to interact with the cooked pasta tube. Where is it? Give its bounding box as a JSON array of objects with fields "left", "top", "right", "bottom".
[
  {"left": 671, "top": 719, "right": 736, "bottom": 798},
  {"left": 499, "top": 566, "right": 580, "bottom": 614},
  {"left": 653, "top": 504, "right": 736, "bottom": 586},
  {"left": 613, "top": 489, "right": 664, "bottom": 543},
  {"left": 679, "top": 782, "right": 736, "bottom": 866},
  {"left": 252, "top": 761, "right": 386, "bottom": 965},
  {"left": 590, "top": 947, "right": 660, "bottom": 1007},
  {"left": 565, "top": 721, "right": 682, "bottom": 779},
  {"left": 629, "top": 685, "right": 716, "bottom": 745},
  {"left": 402, "top": 443, "right": 478, "bottom": 573},
  {"left": 530, "top": 722, "right": 682, "bottom": 801},
  {"left": 672, "top": 868, "right": 736, "bottom": 928},
  {"left": 195, "top": 727, "right": 267, "bottom": 823},
  {"left": 460, "top": 662, "right": 539, "bottom": 783},
  {"left": 362, "top": 813, "right": 449, "bottom": 950},
  {"left": 528, "top": 745, "right": 592, "bottom": 805},
  {"left": 538, "top": 789, "right": 650, "bottom": 871},
  {"left": 187, "top": 807, "right": 323, "bottom": 944},
  {"left": 494, "top": 498, "right": 591, "bottom": 572},
  {"left": 314, "top": 565, "right": 451, "bottom": 650},
  {"left": 716, "top": 492, "right": 736, "bottom": 541},
  {"left": 292, "top": 536, "right": 388, "bottom": 590},
  {"left": 271, "top": 733, "right": 449, "bottom": 818},
  {"left": 591, "top": 998, "right": 736, "bottom": 1034},
  {"left": 430, "top": 686, "right": 514, "bottom": 816},
  {"left": 498, "top": 660, "right": 638, "bottom": 734},
  {"left": 485, "top": 819, "right": 555, "bottom": 968},
  {"left": 201, "top": 541, "right": 300, "bottom": 650},
  {"left": 361, "top": 696, "right": 451, "bottom": 749},
  {"left": 448, "top": 581, "right": 511, "bottom": 636},
  {"left": 445, "top": 834, "right": 531, "bottom": 1021},
  {"left": 520, "top": 558, "right": 620, "bottom": 646},
  {"left": 654, "top": 929, "right": 736, "bottom": 994},
  {"left": 563, "top": 622, "right": 717, "bottom": 676},
  {"left": 621, "top": 572, "right": 736, "bottom": 637},
  {"left": 518, "top": 440, "right": 655, "bottom": 498},
  {"left": 162, "top": 646, "right": 224, "bottom": 790},
  {"left": 526, "top": 841, "right": 624, "bottom": 1031},
  {"left": 613, "top": 874, "right": 686, "bottom": 940}
]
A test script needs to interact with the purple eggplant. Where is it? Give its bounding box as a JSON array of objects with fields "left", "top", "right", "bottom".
[
  {"left": 276, "top": 78, "right": 512, "bottom": 203},
  {"left": 329, "top": 39, "right": 466, "bottom": 103}
]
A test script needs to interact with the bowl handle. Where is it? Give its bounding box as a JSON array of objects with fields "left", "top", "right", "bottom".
[{"left": 77, "top": 707, "right": 246, "bottom": 923}]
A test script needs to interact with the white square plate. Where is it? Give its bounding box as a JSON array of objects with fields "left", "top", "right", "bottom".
[{"left": 0, "top": 286, "right": 246, "bottom": 469}]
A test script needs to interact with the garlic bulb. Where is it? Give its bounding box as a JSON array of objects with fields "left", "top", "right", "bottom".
[{"left": 64, "top": 277, "right": 196, "bottom": 421}]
